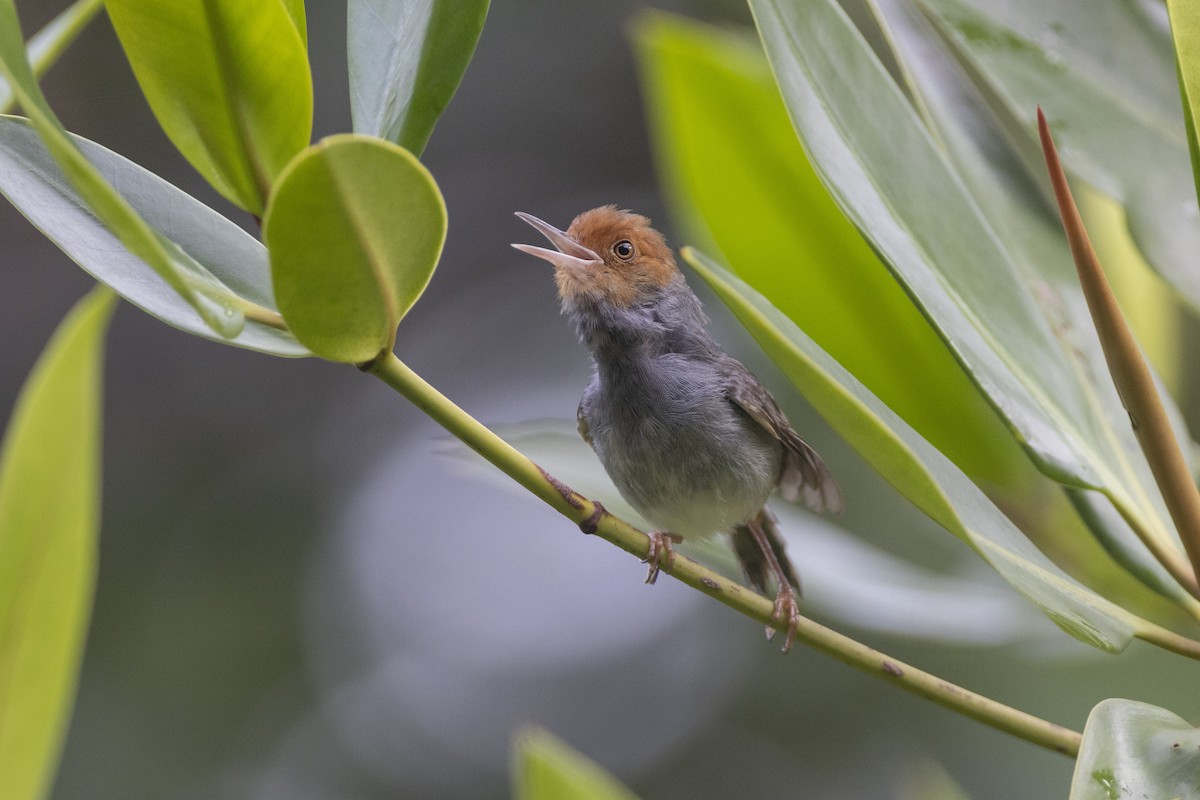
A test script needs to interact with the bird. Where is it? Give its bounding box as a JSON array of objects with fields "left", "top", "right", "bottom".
[{"left": 513, "top": 206, "right": 841, "bottom": 651}]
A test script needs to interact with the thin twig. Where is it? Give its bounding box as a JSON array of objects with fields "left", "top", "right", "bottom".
[
  {"left": 365, "top": 350, "right": 1083, "bottom": 758},
  {"left": 1038, "top": 107, "right": 1200, "bottom": 599}
]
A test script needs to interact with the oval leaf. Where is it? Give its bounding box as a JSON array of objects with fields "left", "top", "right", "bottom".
[
  {"left": 106, "top": 0, "right": 313, "bottom": 214},
  {"left": 683, "top": 247, "right": 1140, "bottom": 652},
  {"left": 1070, "top": 699, "right": 1200, "bottom": 800},
  {"left": 0, "top": 1, "right": 242, "bottom": 338},
  {"left": 0, "top": 116, "right": 308, "bottom": 357},
  {"left": 348, "top": 0, "right": 489, "bottom": 155},
  {"left": 0, "top": 288, "right": 114, "bottom": 800},
  {"left": 265, "top": 134, "right": 447, "bottom": 363},
  {"left": 513, "top": 728, "right": 640, "bottom": 800}
]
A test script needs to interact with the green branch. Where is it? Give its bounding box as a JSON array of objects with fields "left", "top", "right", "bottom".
[{"left": 363, "top": 350, "right": 1083, "bottom": 758}]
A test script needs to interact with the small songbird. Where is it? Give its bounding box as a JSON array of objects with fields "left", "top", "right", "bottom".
[{"left": 513, "top": 206, "right": 841, "bottom": 651}]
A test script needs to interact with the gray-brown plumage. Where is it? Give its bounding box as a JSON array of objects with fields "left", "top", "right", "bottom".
[{"left": 514, "top": 206, "right": 841, "bottom": 651}]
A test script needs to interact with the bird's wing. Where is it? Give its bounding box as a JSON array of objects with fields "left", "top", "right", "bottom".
[
  {"left": 576, "top": 398, "right": 593, "bottom": 447},
  {"left": 724, "top": 366, "right": 842, "bottom": 514}
]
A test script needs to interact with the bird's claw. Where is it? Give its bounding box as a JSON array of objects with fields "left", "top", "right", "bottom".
[
  {"left": 643, "top": 531, "right": 682, "bottom": 585},
  {"left": 764, "top": 586, "right": 800, "bottom": 653}
]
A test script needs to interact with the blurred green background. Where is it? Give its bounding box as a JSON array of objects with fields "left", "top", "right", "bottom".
[{"left": 4, "top": 1, "right": 1200, "bottom": 798}]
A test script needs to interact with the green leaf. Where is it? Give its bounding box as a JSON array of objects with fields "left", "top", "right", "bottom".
[
  {"left": 513, "top": 728, "right": 641, "bottom": 800},
  {"left": 0, "top": 0, "right": 103, "bottom": 114},
  {"left": 0, "top": 287, "right": 115, "bottom": 800},
  {"left": 1070, "top": 699, "right": 1200, "bottom": 800},
  {"left": 281, "top": 0, "right": 307, "bottom": 48},
  {"left": 348, "top": 0, "right": 489, "bottom": 155},
  {"left": 265, "top": 134, "right": 447, "bottom": 363},
  {"left": 683, "top": 247, "right": 1139, "bottom": 652},
  {"left": 866, "top": 0, "right": 1200, "bottom": 613},
  {"left": 106, "top": 0, "right": 313, "bottom": 214},
  {"left": 0, "top": 116, "right": 308, "bottom": 357},
  {"left": 0, "top": 0, "right": 243, "bottom": 338},
  {"left": 1168, "top": 0, "right": 1200, "bottom": 209},
  {"left": 632, "top": 12, "right": 1029, "bottom": 491},
  {"left": 917, "top": 0, "right": 1200, "bottom": 315},
  {"left": 748, "top": 0, "right": 1194, "bottom": 606}
]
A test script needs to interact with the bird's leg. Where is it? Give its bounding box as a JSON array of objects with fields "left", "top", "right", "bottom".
[
  {"left": 643, "top": 530, "right": 683, "bottom": 585},
  {"left": 746, "top": 512, "right": 800, "bottom": 653}
]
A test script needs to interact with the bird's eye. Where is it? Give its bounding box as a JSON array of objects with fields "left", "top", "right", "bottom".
[{"left": 613, "top": 240, "right": 634, "bottom": 260}]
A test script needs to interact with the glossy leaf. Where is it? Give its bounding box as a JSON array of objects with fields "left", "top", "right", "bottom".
[
  {"left": 1070, "top": 699, "right": 1200, "bottom": 799},
  {"left": 684, "top": 248, "right": 1139, "bottom": 652},
  {"left": 866, "top": 0, "right": 1199, "bottom": 612},
  {"left": 265, "top": 134, "right": 447, "bottom": 363},
  {"left": 0, "top": 1, "right": 242, "bottom": 338},
  {"left": 0, "top": 0, "right": 103, "bottom": 114},
  {"left": 748, "top": 0, "right": 1192, "bottom": 606},
  {"left": 513, "top": 728, "right": 640, "bottom": 800},
  {"left": 348, "top": 0, "right": 489, "bottom": 155},
  {"left": 106, "top": 0, "right": 313, "bottom": 214},
  {"left": 0, "top": 288, "right": 114, "bottom": 800},
  {"left": 917, "top": 0, "right": 1200, "bottom": 314},
  {"left": 0, "top": 116, "right": 308, "bottom": 356},
  {"left": 1168, "top": 0, "right": 1200, "bottom": 207},
  {"left": 632, "top": 13, "right": 1028, "bottom": 491}
]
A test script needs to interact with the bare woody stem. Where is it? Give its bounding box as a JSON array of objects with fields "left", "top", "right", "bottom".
[
  {"left": 363, "top": 349, "right": 1082, "bottom": 758},
  {"left": 1038, "top": 108, "right": 1200, "bottom": 598}
]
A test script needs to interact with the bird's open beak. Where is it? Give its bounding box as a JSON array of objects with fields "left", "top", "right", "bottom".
[{"left": 512, "top": 212, "right": 602, "bottom": 273}]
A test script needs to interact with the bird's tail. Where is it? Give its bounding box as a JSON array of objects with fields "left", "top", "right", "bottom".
[{"left": 731, "top": 508, "right": 801, "bottom": 596}]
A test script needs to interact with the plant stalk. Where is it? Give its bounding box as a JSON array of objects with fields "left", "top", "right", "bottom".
[
  {"left": 364, "top": 350, "right": 1083, "bottom": 758},
  {"left": 1038, "top": 108, "right": 1200, "bottom": 599}
]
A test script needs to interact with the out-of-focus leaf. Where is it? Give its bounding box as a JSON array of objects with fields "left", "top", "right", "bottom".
[
  {"left": 1070, "top": 699, "right": 1200, "bottom": 799},
  {"left": 348, "top": 0, "right": 489, "bottom": 155},
  {"left": 1168, "top": 0, "right": 1200, "bottom": 207},
  {"left": 0, "top": 0, "right": 103, "bottom": 114},
  {"left": 918, "top": 0, "right": 1200, "bottom": 315},
  {"left": 631, "top": 13, "right": 1028, "bottom": 491},
  {"left": 748, "top": 0, "right": 1194, "bottom": 607},
  {"left": 106, "top": 0, "right": 313, "bottom": 214},
  {"left": 513, "top": 727, "right": 641, "bottom": 800},
  {"left": 867, "top": 0, "right": 1199, "bottom": 615},
  {"left": 0, "top": 288, "right": 114, "bottom": 800},
  {"left": 265, "top": 134, "right": 446, "bottom": 362},
  {"left": 0, "top": 116, "right": 308, "bottom": 356},
  {"left": 0, "top": 1, "right": 242, "bottom": 338},
  {"left": 684, "top": 247, "right": 1142, "bottom": 652}
]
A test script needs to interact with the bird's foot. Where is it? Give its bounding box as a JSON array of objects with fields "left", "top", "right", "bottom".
[
  {"left": 764, "top": 585, "right": 800, "bottom": 653},
  {"left": 643, "top": 531, "right": 683, "bottom": 585}
]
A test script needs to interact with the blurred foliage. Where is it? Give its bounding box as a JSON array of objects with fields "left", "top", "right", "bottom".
[{"left": 3, "top": 0, "right": 1200, "bottom": 797}]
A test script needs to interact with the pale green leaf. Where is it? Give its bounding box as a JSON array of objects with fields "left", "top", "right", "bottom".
[
  {"left": 348, "top": 0, "right": 489, "bottom": 155},
  {"left": 1168, "top": 0, "right": 1200, "bottom": 209},
  {"left": 0, "top": 0, "right": 243, "bottom": 338},
  {"left": 1070, "top": 699, "right": 1200, "bottom": 799},
  {"left": 918, "top": 0, "right": 1200, "bottom": 315},
  {"left": 748, "top": 0, "right": 1193, "bottom": 607},
  {"left": 0, "top": 288, "right": 115, "bottom": 800},
  {"left": 0, "top": 116, "right": 307, "bottom": 357},
  {"left": 106, "top": 0, "right": 313, "bottom": 214},
  {"left": 265, "top": 134, "right": 447, "bottom": 362},
  {"left": 513, "top": 728, "right": 641, "bottom": 800}
]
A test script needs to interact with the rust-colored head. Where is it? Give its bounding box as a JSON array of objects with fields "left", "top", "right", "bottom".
[{"left": 513, "top": 206, "right": 680, "bottom": 308}]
